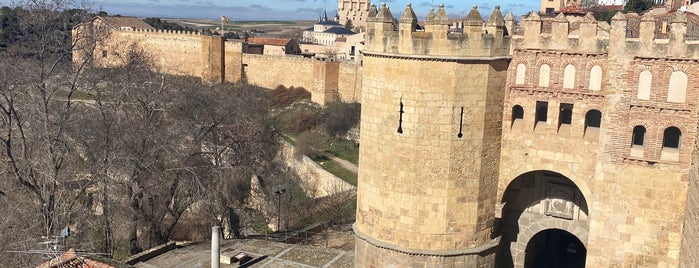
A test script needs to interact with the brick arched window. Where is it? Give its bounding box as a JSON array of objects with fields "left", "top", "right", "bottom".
[
  {"left": 663, "top": 127, "right": 681, "bottom": 149},
  {"left": 667, "top": 71, "right": 688, "bottom": 103},
  {"left": 516, "top": 64, "right": 526, "bottom": 85},
  {"left": 539, "top": 64, "right": 550, "bottom": 88},
  {"left": 637, "top": 70, "right": 652, "bottom": 100},
  {"left": 662, "top": 126, "right": 682, "bottom": 161},
  {"left": 563, "top": 64, "right": 576, "bottom": 89},
  {"left": 632, "top": 125, "right": 646, "bottom": 146},
  {"left": 589, "top": 65, "right": 602, "bottom": 91}
]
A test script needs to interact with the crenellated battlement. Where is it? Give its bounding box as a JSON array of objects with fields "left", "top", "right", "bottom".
[
  {"left": 364, "top": 3, "right": 510, "bottom": 59},
  {"left": 119, "top": 27, "right": 202, "bottom": 36},
  {"left": 512, "top": 9, "right": 699, "bottom": 59}
]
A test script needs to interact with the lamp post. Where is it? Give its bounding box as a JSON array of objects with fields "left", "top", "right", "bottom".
[{"left": 274, "top": 189, "right": 286, "bottom": 231}]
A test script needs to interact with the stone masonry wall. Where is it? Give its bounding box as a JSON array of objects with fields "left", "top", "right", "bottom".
[
  {"left": 278, "top": 140, "right": 355, "bottom": 198},
  {"left": 243, "top": 54, "right": 314, "bottom": 91},
  {"left": 681, "top": 136, "right": 699, "bottom": 267}
]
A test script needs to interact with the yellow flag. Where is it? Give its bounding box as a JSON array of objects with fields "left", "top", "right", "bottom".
[{"left": 221, "top": 15, "right": 230, "bottom": 23}]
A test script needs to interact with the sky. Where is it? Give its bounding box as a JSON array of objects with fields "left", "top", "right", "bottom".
[{"left": 61, "top": 0, "right": 541, "bottom": 21}]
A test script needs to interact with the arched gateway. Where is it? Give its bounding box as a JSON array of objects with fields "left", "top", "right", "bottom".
[{"left": 496, "top": 170, "right": 589, "bottom": 268}]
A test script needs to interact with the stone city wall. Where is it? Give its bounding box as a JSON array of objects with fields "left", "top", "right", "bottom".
[
  {"left": 278, "top": 140, "right": 355, "bottom": 198},
  {"left": 242, "top": 54, "right": 314, "bottom": 91}
]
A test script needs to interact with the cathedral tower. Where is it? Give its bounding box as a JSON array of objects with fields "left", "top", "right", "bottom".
[{"left": 353, "top": 4, "right": 510, "bottom": 267}]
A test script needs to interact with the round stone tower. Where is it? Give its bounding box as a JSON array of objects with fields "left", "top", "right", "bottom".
[{"left": 353, "top": 4, "right": 511, "bottom": 267}]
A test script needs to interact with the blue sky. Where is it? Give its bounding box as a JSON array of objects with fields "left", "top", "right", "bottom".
[{"left": 3, "top": 0, "right": 541, "bottom": 20}]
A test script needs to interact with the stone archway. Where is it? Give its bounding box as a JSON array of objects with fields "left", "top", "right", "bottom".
[
  {"left": 523, "top": 228, "right": 587, "bottom": 268},
  {"left": 496, "top": 170, "right": 589, "bottom": 268}
]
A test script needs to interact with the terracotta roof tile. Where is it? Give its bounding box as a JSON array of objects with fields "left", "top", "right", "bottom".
[{"left": 246, "top": 37, "right": 292, "bottom": 46}]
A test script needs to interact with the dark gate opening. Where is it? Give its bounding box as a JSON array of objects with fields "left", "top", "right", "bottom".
[{"left": 524, "top": 229, "right": 586, "bottom": 268}]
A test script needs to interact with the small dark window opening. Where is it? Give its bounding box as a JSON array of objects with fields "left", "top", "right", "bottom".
[
  {"left": 558, "top": 103, "right": 573, "bottom": 128},
  {"left": 511, "top": 105, "right": 524, "bottom": 128},
  {"left": 585, "top": 110, "right": 602, "bottom": 128},
  {"left": 102, "top": 50, "right": 108, "bottom": 58},
  {"left": 663, "top": 127, "right": 681, "bottom": 149},
  {"left": 632, "top": 126, "right": 646, "bottom": 146},
  {"left": 536, "top": 101, "right": 548, "bottom": 123}
]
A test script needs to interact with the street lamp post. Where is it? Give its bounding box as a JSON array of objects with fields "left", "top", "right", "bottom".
[{"left": 274, "top": 189, "right": 286, "bottom": 232}]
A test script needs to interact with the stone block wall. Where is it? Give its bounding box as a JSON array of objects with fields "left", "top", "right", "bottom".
[
  {"left": 681, "top": 139, "right": 699, "bottom": 267},
  {"left": 278, "top": 140, "right": 355, "bottom": 198},
  {"left": 242, "top": 54, "right": 314, "bottom": 90}
]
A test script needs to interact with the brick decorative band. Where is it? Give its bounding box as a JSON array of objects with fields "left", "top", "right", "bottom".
[
  {"left": 362, "top": 51, "right": 511, "bottom": 62},
  {"left": 353, "top": 223, "right": 500, "bottom": 257}
]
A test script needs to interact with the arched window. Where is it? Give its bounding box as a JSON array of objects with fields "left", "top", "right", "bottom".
[
  {"left": 512, "top": 105, "right": 524, "bottom": 128},
  {"left": 584, "top": 109, "right": 602, "bottom": 139},
  {"left": 637, "top": 70, "right": 652, "bottom": 100},
  {"left": 632, "top": 126, "right": 646, "bottom": 146},
  {"left": 563, "top": 64, "right": 576, "bottom": 89},
  {"left": 667, "top": 71, "right": 688, "bottom": 103},
  {"left": 663, "top": 127, "right": 681, "bottom": 149},
  {"left": 589, "top": 65, "right": 602, "bottom": 91},
  {"left": 512, "top": 105, "right": 524, "bottom": 121},
  {"left": 539, "top": 64, "right": 550, "bottom": 87},
  {"left": 662, "top": 126, "right": 682, "bottom": 161},
  {"left": 515, "top": 64, "right": 526, "bottom": 85},
  {"left": 585, "top": 110, "right": 602, "bottom": 128}
]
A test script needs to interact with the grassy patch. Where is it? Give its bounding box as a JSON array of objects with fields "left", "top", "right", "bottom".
[
  {"left": 325, "top": 139, "right": 358, "bottom": 165},
  {"left": 315, "top": 155, "right": 357, "bottom": 186}
]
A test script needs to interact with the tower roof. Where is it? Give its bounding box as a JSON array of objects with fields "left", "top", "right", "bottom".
[{"left": 464, "top": 5, "right": 483, "bottom": 26}]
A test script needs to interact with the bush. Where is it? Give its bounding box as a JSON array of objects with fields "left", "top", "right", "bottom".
[
  {"left": 284, "top": 109, "right": 319, "bottom": 134},
  {"left": 294, "top": 131, "right": 326, "bottom": 159},
  {"left": 322, "top": 101, "right": 361, "bottom": 138},
  {"left": 271, "top": 85, "right": 311, "bottom": 107}
]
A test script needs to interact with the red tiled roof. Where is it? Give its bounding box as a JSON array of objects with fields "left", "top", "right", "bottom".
[
  {"left": 246, "top": 37, "right": 292, "bottom": 46},
  {"left": 37, "top": 248, "right": 129, "bottom": 268},
  {"left": 559, "top": 4, "right": 588, "bottom": 15}
]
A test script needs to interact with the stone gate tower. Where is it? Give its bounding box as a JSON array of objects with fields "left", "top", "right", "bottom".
[{"left": 353, "top": 4, "right": 511, "bottom": 267}]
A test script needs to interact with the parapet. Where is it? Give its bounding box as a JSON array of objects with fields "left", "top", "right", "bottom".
[
  {"left": 511, "top": 8, "right": 699, "bottom": 59},
  {"left": 364, "top": 3, "right": 510, "bottom": 59},
  {"left": 119, "top": 27, "right": 202, "bottom": 36}
]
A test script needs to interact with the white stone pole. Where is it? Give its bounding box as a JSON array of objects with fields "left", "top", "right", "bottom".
[{"left": 212, "top": 226, "right": 220, "bottom": 268}]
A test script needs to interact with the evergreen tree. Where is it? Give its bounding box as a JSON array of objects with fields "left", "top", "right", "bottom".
[
  {"left": 344, "top": 19, "right": 353, "bottom": 30},
  {"left": 624, "top": 0, "right": 653, "bottom": 13}
]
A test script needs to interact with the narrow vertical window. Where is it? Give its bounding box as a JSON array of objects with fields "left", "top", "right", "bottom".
[
  {"left": 539, "top": 64, "right": 551, "bottom": 87},
  {"left": 535, "top": 101, "right": 548, "bottom": 130},
  {"left": 631, "top": 125, "right": 646, "bottom": 157},
  {"left": 632, "top": 125, "right": 646, "bottom": 146},
  {"left": 558, "top": 103, "right": 573, "bottom": 131},
  {"left": 563, "top": 65, "right": 576, "bottom": 89},
  {"left": 668, "top": 71, "right": 688, "bottom": 103},
  {"left": 589, "top": 65, "right": 602, "bottom": 91},
  {"left": 512, "top": 105, "right": 524, "bottom": 128},
  {"left": 637, "top": 70, "right": 652, "bottom": 100},
  {"left": 662, "top": 126, "right": 681, "bottom": 161},
  {"left": 516, "top": 64, "right": 526, "bottom": 85},
  {"left": 584, "top": 109, "right": 602, "bottom": 139},
  {"left": 663, "top": 127, "right": 681, "bottom": 149}
]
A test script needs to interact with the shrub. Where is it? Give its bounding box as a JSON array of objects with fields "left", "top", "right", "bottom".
[
  {"left": 322, "top": 101, "right": 361, "bottom": 138},
  {"left": 271, "top": 85, "right": 311, "bottom": 107},
  {"left": 284, "top": 109, "right": 319, "bottom": 134},
  {"left": 294, "top": 131, "right": 326, "bottom": 159}
]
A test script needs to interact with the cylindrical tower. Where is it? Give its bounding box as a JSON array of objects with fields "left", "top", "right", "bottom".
[{"left": 354, "top": 4, "right": 511, "bottom": 267}]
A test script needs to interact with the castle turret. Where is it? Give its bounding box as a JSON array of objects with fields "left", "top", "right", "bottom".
[{"left": 354, "top": 4, "right": 509, "bottom": 267}]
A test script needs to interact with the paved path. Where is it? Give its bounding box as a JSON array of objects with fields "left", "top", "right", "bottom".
[{"left": 322, "top": 153, "right": 358, "bottom": 174}]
